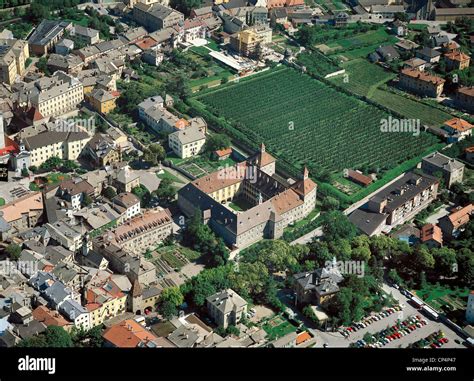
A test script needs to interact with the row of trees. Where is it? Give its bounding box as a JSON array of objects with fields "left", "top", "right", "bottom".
[{"left": 17, "top": 325, "right": 103, "bottom": 348}]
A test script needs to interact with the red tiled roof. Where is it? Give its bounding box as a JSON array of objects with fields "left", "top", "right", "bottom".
[
  {"left": 296, "top": 331, "right": 311, "bottom": 345},
  {"left": 214, "top": 147, "right": 232, "bottom": 157},
  {"left": 444, "top": 118, "right": 473, "bottom": 132},
  {"left": 448, "top": 204, "right": 473, "bottom": 229},
  {"left": 444, "top": 51, "right": 470, "bottom": 62},
  {"left": 103, "top": 319, "right": 158, "bottom": 348},
  {"left": 134, "top": 36, "right": 158, "bottom": 50}
]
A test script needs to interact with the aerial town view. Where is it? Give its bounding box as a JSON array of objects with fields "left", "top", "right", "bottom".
[{"left": 0, "top": 0, "right": 472, "bottom": 378}]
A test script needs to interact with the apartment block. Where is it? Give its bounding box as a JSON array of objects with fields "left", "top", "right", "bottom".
[{"left": 0, "top": 39, "right": 29, "bottom": 85}]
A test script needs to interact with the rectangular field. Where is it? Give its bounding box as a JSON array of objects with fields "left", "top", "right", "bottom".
[
  {"left": 194, "top": 67, "right": 439, "bottom": 176},
  {"left": 329, "top": 59, "right": 396, "bottom": 97}
]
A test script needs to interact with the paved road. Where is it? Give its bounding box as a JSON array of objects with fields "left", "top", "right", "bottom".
[{"left": 290, "top": 172, "right": 407, "bottom": 245}]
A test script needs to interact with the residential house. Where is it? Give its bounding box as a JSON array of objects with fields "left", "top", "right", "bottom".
[
  {"left": 294, "top": 265, "right": 343, "bottom": 306},
  {"left": 58, "top": 299, "right": 91, "bottom": 330},
  {"left": 73, "top": 203, "right": 121, "bottom": 235},
  {"left": 45, "top": 221, "right": 83, "bottom": 252},
  {"left": 369, "top": 45, "right": 400, "bottom": 63},
  {"left": 438, "top": 204, "right": 473, "bottom": 240},
  {"left": 28, "top": 71, "right": 84, "bottom": 118},
  {"left": 399, "top": 68, "right": 445, "bottom": 98},
  {"left": 47, "top": 54, "right": 84, "bottom": 74},
  {"left": 442, "top": 118, "right": 473, "bottom": 142},
  {"left": 87, "top": 88, "right": 119, "bottom": 114},
  {"left": 416, "top": 47, "right": 442, "bottom": 64},
  {"left": 92, "top": 238, "right": 157, "bottom": 285},
  {"left": 112, "top": 165, "right": 141, "bottom": 193},
  {"left": 433, "top": 7, "right": 474, "bottom": 22},
  {"left": 213, "top": 147, "right": 232, "bottom": 161},
  {"left": 403, "top": 58, "right": 427, "bottom": 72},
  {"left": 0, "top": 192, "right": 43, "bottom": 238},
  {"left": 103, "top": 319, "right": 159, "bottom": 347},
  {"left": 369, "top": 4, "right": 404, "bottom": 17},
  {"left": 111, "top": 192, "right": 141, "bottom": 220},
  {"left": 444, "top": 51, "right": 470, "bottom": 71},
  {"left": 206, "top": 289, "right": 247, "bottom": 329},
  {"left": 32, "top": 306, "right": 72, "bottom": 330},
  {"left": 56, "top": 177, "right": 95, "bottom": 211},
  {"left": 0, "top": 38, "right": 30, "bottom": 85},
  {"left": 455, "top": 87, "right": 474, "bottom": 113},
  {"left": 168, "top": 125, "right": 206, "bottom": 159},
  {"left": 266, "top": 0, "right": 305, "bottom": 8},
  {"left": 85, "top": 277, "right": 127, "bottom": 327},
  {"left": 55, "top": 39, "right": 74, "bottom": 55},
  {"left": 420, "top": 223, "right": 443, "bottom": 248},
  {"left": 83, "top": 133, "right": 121, "bottom": 168},
  {"left": 421, "top": 152, "right": 464, "bottom": 188},
  {"left": 70, "top": 25, "right": 100, "bottom": 45}
]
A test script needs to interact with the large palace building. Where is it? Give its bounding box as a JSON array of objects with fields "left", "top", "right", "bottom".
[{"left": 178, "top": 144, "right": 317, "bottom": 249}]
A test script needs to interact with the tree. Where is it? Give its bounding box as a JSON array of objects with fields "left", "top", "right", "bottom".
[
  {"left": 6, "top": 243, "right": 21, "bottom": 261},
  {"left": 321, "top": 211, "right": 357, "bottom": 242},
  {"left": 18, "top": 326, "right": 73, "bottom": 348},
  {"left": 132, "top": 185, "right": 151, "bottom": 208},
  {"left": 35, "top": 56, "right": 50, "bottom": 75},
  {"left": 155, "top": 178, "right": 176, "bottom": 205},
  {"left": 102, "top": 186, "right": 117, "bottom": 200},
  {"left": 411, "top": 246, "right": 435, "bottom": 272},
  {"left": 205, "top": 133, "right": 231, "bottom": 153},
  {"left": 27, "top": 2, "right": 50, "bottom": 22},
  {"left": 21, "top": 168, "right": 29, "bottom": 177},
  {"left": 322, "top": 196, "right": 339, "bottom": 211},
  {"left": 432, "top": 247, "right": 457, "bottom": 277},
  {"left": 226, "top": 325, "right": 240, "bottom": 336},
  {"left": 61, "top": 160, "right": 78, "bottom": 173},
  {"left": 160, "top": 286, "right": 184, "bottom": 307},
  {"left": 40, "top": 156, "right": 62, "bottom": 171},
  {"left": 387, "top": 269, "right": 403, "bottom": 286},
  {"left": 143, "top": 144, "right": 166, "bottom": 165}
]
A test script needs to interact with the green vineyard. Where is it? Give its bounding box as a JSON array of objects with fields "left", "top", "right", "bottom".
[{"left": 195, "top": 67, "right": 440, "bottom": 176}]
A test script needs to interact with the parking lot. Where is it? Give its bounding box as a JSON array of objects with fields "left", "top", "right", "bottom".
[{"left": 311, "top": 283, "right": 466, "bottom": 348}]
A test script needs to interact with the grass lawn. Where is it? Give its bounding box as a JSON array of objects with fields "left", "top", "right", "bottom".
[
  {"left": 262, "top": 315, "right": 297, "bottom": 341},
  {"left": 170, "top": 153, "right": 238, "bottom": 178},
  {"left": 157, "top": 169, "right": 185, "bottom": 184},
  {"left": 408, "top": 24, "right": 428, "bottom": 31},
  {"left": 228, "top": 197, "right": 254, "bottom": 212},
  {"left": 156, "top": 244, "right": 202, "bottom": 268},
  {"left": 416, "top": 283, "right": 469, "bottom": 313},
  {"left": 47, "top": 173, "right": 71, "bottom": 184},
  {"left": 0, "top": 197, "right": 4, "bottom": 206}
]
